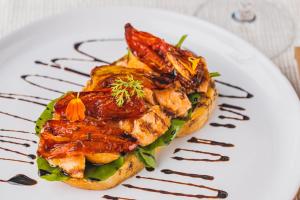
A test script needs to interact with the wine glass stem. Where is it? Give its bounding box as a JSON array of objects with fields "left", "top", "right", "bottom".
[{"left": 232, "top": 0, "right": 256, "bottom": 23}]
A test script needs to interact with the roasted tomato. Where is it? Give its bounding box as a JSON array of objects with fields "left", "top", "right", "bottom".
[
  {"left": 125, "top": 23, "right": 210, "bottom": 92},
  {"left": 54, "top": 91, "right": 147, "bottom": 121}
]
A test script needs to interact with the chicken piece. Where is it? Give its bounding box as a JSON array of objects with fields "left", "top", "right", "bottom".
[
  {"left": 48, "top": 155, "right": 85, "bottom": 178},
  {"left": 119, "top": 120, "right": 133, "bottom": 133},
  {"left": 38, "top": 120, "right": 138, "bottom": 159},
  {"left": 121, "top": 105, "right": 171, "bottom": 146},
  {"left": 143, "top": 88, "right": 156, "bottom": 105},
  {"left": 154, "top": 88, "right": 191, "bottom": 117}
]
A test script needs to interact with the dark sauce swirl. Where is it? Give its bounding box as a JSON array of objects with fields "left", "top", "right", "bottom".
[
  {"left": 0, "top": 174, "right": 37, "bottom": 186},
  {"left": 172, "top": 148, "right": 229, "bottom": 162}
]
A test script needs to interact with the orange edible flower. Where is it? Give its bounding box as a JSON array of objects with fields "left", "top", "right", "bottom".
[{"left": 65, "top": 93, "right": 86, "bottom": 122}]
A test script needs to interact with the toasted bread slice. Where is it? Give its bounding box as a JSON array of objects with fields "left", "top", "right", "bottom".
[{"left": 63, "top": 83, "right": 216, "bottom": 190}]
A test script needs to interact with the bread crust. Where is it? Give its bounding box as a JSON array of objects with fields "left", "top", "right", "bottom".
[
  {"left": 64, "top": 153, "right": 144, "bottom": 190},
  {"left": 63, "top": 84, "right": 217, "bottom": 190}
]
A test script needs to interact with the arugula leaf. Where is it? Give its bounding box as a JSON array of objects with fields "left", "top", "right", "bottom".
[
  {"left": 135, "top": 148, "right": 156, "bottom": 170},
  {"left": 35, "top": 98, "right": 58, "bottom": 135},
  {"left": 85, "top": 156, "right": 124, "bottom": 181},
  {"left": 146, "top": 119, "right": 185, "bottom": 151},
  {"left": 186, "top": 92, "right": 201, "bottom": 119},
  {"left": 175, "top": 34, "right": 188, "bottom": 48},
  {"left": 209, "top": 72, "right": 221, "bottom": 78},
  {"left": 188, "top": 92, "right": 201, "bottom": 107},
  {"left": 135, "top": 119, "right": 185, "bottom": 169},
  {"left": 37, "top": 157, "right": 69, "bottom": 181}
]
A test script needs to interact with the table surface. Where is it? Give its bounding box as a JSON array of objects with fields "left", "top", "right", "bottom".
[{"left": 0, "top": 0, "right": 299, "bottom": 199}]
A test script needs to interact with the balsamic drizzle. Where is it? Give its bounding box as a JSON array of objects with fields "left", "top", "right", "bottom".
[
  {"left": 187, "top": 137, "right": 234, "bottom": 147},
  {"left": 0, "top": 111, "right": 35, "bottom": 123},
  {"left": 0, "top": 157, "right": 34, "bottom": 165},
  {"left": 0, "top": 139, "right": 30, "bottom": 147},
  {"left": 172, "top": 148, "right": 229, "bottom": 162},
  {"left": 136, "top": 175, "right": 227, "bottom": 195},
  {"left": 209, "top": 81, "right": 253, "bottom": 129},
  {"left": 219, "top": 109, "right": 249, "bottom": 121},
  {"left": 0, "top": 135, "right": 36, "bottom": 144},
  {"left": 218, "top": 103, "right": 245, "bottom": 111},
  {"left": 160, "top": 169, "right": 213, "bottom": 180},
  {"left": 0, "top": 146, "right": 36, "bottom": 159},
  {"left": 34, "top": 60, "right": 90, "bottom": 77},
  {"left": 0, "top": 174, "right": 37, "bottom": 186},
  {"left": 0, "top": 129, "right": 34, "bottom": 135},
  {"left": 34, "top": 39, "right": 123, "bottom": 77},
  {"left": 123, "top": 184, "right": 227, "bottom": 199},
  {"left": 216, "top": 80, "right": 254, "bottom": 99},
  {"left": 0, "top": 92, "right": 51, "bottom": 106},
  {"left": 21, "top": 74, "right": 83, "bottom": 94},
  {"left": 209, "top": 123, "right": 236, "bottom": 128},
  {"left": 102, "top": 195, "right": 135, "bottom": 200},
  {"left": 218, "top": 104, "right": 249, "bottom": 121},
  {"left": 73, "top": 39, "right": 122, "bottom": 63}
]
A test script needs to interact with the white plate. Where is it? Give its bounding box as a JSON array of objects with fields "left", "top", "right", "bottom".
[{"left": 0, "top": 7, "right": 299, "bottom": 200}]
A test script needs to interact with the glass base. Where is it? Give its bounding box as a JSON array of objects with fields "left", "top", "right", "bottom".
[{"left": 195, "top": 0, "right": 295, "bottom": 58}]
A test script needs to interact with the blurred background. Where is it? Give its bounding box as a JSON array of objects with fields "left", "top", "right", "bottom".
[{"left": 0, "top": 0, "right": 299, "bottom": 98}]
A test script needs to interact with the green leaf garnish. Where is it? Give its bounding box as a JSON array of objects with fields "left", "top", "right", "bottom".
[
  {"left": 111, "top": 75, "right": 144, "bottom": 107},
  {"left": 135, "top": 148, "right": 156, "bottom": 170},
  {"left": 146, "top": 119, "right": 185, "bottom": 151},
  {"left": 209, "top": 72, "right": 221, "bottom": 78},
  {"left": 188, "top": 92, "right": 201, "bottom": 106},
  {"left": 85, "top": 156, "right": 124, "bottom": 181},
  {"left": 35, "top": 98, "right": 58, "bottom": 135},
  {"left": 37, "top": 157, "right": 69, "bottom": 181},
  {"left": 187, "top": 92, "right": 201, "bottom": 119},
  {"left": 175, "top": 34, "right": 188, "bottom": 48},
  {"left": 135, "top": 119, "right": 185, "bottom": 169}
]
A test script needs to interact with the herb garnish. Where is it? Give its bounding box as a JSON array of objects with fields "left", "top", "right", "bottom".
[
  {"left": 175, "top": 34, "right": 188, "bottom": 48},
  {"left": 209, "top": 72, "right": 221, "bottom": 77},
  {"left": 111, "top": 75, "right": 144, "bottom": 107}
]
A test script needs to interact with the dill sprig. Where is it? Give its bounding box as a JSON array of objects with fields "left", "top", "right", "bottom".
[{"left": 111, "top": 75, "right": 144, "bottom": 107}]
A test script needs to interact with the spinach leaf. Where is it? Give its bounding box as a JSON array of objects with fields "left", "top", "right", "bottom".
[
  {"left": 35, "top": 98, "right": 58, "bottom": 135},
  {"left": 145, "top": 119, "right": 185, "bottom": 151},
  {"left": 135, "top": 148, "right": 156, "bottom": 170},
  {"left": 135, "top": 119, "right": 185, "bottom": 169},
  {"left": 187, "top": 92, "right": 201, "bottom": 119},
  {"left": 85, "top": 156, "right": 124, "bottom": 181},
  {"left": 37, "top": 157, "right": 69, "bottom": 181},
  {"left": 188, "top": 92, "right": 201, "bottom": 107}
]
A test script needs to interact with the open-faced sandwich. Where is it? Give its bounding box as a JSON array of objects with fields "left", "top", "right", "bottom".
[{"left": 36, "top": 23, "right": 218, "bottom": 190}]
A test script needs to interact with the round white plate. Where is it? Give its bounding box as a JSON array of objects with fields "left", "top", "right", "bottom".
[{"left": 0, "top": 7, "right": 299, "bottom": 200}]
